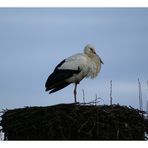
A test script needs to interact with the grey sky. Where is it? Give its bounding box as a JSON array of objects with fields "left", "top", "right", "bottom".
[{"left": 0, "top": 8, "right": 148, "bottom": 110}]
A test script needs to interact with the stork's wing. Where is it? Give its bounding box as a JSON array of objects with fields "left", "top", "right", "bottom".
[
  {"left": 45, "top": 67, "right": 80, "bottom": 93},
  {"left": 56, "top": 53, "right": 88, "bottom": 71},
  {"left": 45, "top": 53, "right": 87, "bottom": 93}
]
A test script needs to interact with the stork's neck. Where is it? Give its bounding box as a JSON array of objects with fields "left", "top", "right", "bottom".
[{"left": 85, "top": 52, "right": 96, "bottom": 59}]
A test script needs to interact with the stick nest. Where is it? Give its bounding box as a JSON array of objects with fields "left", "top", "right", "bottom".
[{"left": 1, "top": 103, "right": 148, "bottom": 140}]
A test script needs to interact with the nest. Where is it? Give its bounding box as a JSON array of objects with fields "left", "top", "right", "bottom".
[{"left": 0, "top": 103, "right": 148, "bottom": 140}]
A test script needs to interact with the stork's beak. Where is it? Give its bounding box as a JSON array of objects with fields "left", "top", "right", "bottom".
[{"left": 100, "top": 58, "right": 104, "bottom": 64}]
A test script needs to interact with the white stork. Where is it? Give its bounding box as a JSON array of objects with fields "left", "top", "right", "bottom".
[{"left": 45, "top": 44, "right": 103, "bottom": 103}]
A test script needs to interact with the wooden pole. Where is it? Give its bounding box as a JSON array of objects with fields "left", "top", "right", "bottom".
[
  {"left": 110, "top": 80, "right": 113, "bottom": 105},
  {"left": 146, "top": 80, "right": 148, "bottom": 118},
  {"left": 138, "top": 78, "right": 143, "bottom": 111},
  {"left": 147, "top": 80, "right": 148, "bottom": 99},
  {"left": 146, "top": 100, "right": 148, "bottom": 119},
  {"left": 82, "top": 89, "right": 85, "bottom": 104}
]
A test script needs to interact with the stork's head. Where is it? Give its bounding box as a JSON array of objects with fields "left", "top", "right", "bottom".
[
  {"left": 84, "top": 44, "right": 97, "bottom": 57},
  {"left": 84, "top": 44, "right": 104, "bottom": 64}
]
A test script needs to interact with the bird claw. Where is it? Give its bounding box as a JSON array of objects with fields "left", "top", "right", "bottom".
[{"left": 74, "top": 102, "right": 80, "bottom": 105}]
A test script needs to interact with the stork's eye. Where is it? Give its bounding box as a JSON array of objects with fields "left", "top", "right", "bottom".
[
  {"left": 89, "top": 48, "right": 96, "bottom": 54},
  {"left": 90, "top": 48, "right": 93, "bottom": 51}
]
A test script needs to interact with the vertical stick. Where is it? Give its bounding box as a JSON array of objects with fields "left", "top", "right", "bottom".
[
  {"left": 146, "top": 100, "right": 148, "bottom": 119},
  {"left": 82, "top": 89, "right": 85, "bottom": 104},
  {"left": 146, "top": 80, "right": 148, "bottom": 118},
  {"left": 138, "top": 78, "right": 143, "bottom": 111},
  {"left": 110, "top": 80, "right": 113, "bottom": 105},
  {"left": 95, "top": 94, "right": 98, "bottom": 106},
  {"left": 147, "top": 80, "right": 148, "bottom": 99}
]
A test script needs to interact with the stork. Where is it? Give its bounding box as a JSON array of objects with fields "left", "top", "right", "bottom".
[{"left": 45, "top": 44, "right": 103, "bottom": 103}]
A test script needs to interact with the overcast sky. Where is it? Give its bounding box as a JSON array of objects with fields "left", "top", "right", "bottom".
[{"left": 0, "top": 8, "right": 148, "bottom": 111}]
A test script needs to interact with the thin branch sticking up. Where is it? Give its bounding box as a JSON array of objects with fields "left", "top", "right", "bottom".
[
  {"left": 110, "top": 80, "right": 113, "bottom": 105},
  {"left": 146, "top": 100, "right": 148, "bottom": 119},
  {"left": 138, "top": 78, "right": 143, "bottom": 111},
  {"left": 82, "top": 89, "right": 85, "bottom": 104}
]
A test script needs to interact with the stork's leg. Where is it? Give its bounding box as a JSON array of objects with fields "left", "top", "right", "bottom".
[{"left": 74, "top": 83, "right": 77, "bottom": 103}]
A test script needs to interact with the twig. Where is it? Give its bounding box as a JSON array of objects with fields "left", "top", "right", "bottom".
[
  {"left": 80, "top": 97, "right": 103, "bottom": 106},
  {"left": 110, "top": 80, "right": 113, "bottom": 105},
  {"left": 138, "top": 78, "right": 143, "bottom": 111},
  {"left": 82, "top": 89, "right": 85, "bottom": 104}
]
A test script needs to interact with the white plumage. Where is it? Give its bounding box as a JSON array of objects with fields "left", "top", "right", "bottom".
[{"left": 45, "top": 44, "right": 103, "bottom": 103}]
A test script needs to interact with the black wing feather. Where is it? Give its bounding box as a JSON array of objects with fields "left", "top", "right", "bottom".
[
  {"left": 49, "top": 81, "right": 70, "bottom": 94},
  {"left": 45, "top": 61, "right": 81, "bottom": 93}
]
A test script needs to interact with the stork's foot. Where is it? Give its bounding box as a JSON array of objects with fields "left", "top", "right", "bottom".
[{"left": 74, "top": 101, "right": 80, "bottom": 104}]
